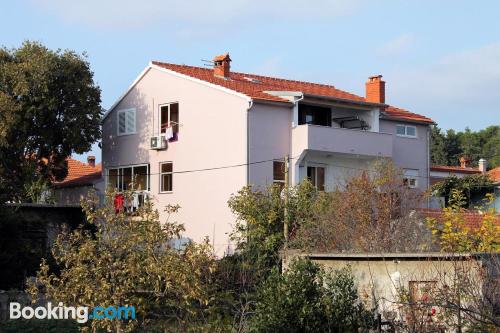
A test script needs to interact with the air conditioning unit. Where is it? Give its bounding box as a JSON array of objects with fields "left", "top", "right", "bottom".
[{"left": 150, "top": 136, "right": 166, "bottom": 150}]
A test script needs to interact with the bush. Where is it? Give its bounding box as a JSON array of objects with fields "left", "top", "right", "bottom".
[{"left": 249, "top": 259, "right": 373, "bottom": 333}]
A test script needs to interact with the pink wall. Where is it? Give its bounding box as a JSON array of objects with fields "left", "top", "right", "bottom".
[{"left": 102, "top": 67, "right": 250, "bottom": 254}]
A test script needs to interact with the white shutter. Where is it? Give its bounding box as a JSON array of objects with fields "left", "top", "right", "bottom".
[{"left": 117, "top": 109, "right": 136, "bottom": 135}]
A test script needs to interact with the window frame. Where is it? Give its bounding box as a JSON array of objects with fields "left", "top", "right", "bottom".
[
  {"left": 159, "top": 161, "right": 173, "bottom": 193},
  {"left": 403, "top": 168, "right": 419, "bottom": 188},
  {"left": 307, "top": 166, "right": 326, "bottom": 191},
  {"left": 106, "top": 164, "right": 150, "bottom": 192},
  {"left": 158, "top": 102, "right": 180, "bottom": 137},
  {"left": 116, "top": 108, "right": 136, "bottom": 136},
  {"left": 273, "top": 160, "right": 286, "bottom": 186},
  {"left": 396, "top": 124, "right": 417, "bottom": 138}
]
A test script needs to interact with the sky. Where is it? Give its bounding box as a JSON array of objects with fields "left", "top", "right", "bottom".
[{"left": 1, "top": 0, "right": 499, "bottom": 163}]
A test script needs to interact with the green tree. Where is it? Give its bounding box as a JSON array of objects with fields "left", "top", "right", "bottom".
[
  {"left": 28, "top": 189, "right": 216, "bottom": 332},
  {"left": 0, "top": 41, "right": 102, "bottom": 201},
  {"left": 250, "top": 259, "right": 373, "bottom": 333},
  {"left": 430, "top": 126, "right": 448, "bottom": 165}
]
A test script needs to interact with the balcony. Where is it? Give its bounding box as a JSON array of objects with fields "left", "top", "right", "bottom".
[{"left": 292, "top": 125, "right": 393, "bottom": 158}]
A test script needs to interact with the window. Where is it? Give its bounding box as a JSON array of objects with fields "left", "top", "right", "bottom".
[
  {"left": 307, "top": 166, "right": 325, "bottom": 191},
  {"left": 403, "top": 169, "right": 419, "bottom": 188},
  {"left": 117, "top": 108, "right": 136, "bottom": 136},
  {"left": 298, "top": 104, "right": 332, "bottom": 127},
  {"left": 159, "top": 103, "right": 179, "bottom": 137},
  {"left": 107, "top": 164, "right": 150, "bottom": 191},
  {"left": 273, "top": 161, "right": 286, "bottom": 186},
  {"left": 396, "top": 124, "right": 417, "bottom": 138},
  {"left": 160, "top": 162, "right": 173, "bottom": 192}
]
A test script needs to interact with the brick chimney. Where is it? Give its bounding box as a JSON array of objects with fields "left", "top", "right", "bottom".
[
  {"left": 87, "top": 155, "right": 96, "bottom": 168},
  {"left": 365, "top": 75, "right": 385, "bottom": 103},
  {"left": 459, "top": 156, "right": 471, "bottom": 168},
  {"left": 478, "top": 158, "right": 487, "bottom": 173},
  {"left": 213, "top": 53, "right": 231, "bottom": 78}
]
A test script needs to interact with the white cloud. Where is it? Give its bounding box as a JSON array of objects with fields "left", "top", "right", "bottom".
[
  {"left": 376, "top": 34, "right": 415, "bottom": 57},
  {"left": 387, "top": 43, "right": 500, "bottom": 129},
  {"left": 31, "top": 0, "right": 360, "bottom": 29}
]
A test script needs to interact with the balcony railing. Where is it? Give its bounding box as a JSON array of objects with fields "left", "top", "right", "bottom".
[{"left": 292, "top": 125, "right": 393, "bottom": 158}]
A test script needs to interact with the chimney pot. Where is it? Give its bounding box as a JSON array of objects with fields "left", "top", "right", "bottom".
[
  {"left": 478, "top": 158, "right": 487, "bottom": 173},
  {"left": 87, "top": 155, "right": 96, "bottom": 168},
  {"left": 213, "top": 53, "right": 231, "bottom": 78},
  {"left": 365, "top": 75, "right": 385, "bottom": 103}
]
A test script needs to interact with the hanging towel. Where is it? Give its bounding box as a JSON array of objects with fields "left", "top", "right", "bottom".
[{"left": 165, "top": 126, "right": 174, "bottom": 140}]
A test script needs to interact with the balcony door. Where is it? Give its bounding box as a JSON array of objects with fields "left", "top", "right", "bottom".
[
  {"left": 307, "top": 166, "right": 325, "bottom": 191},
  {"left": 298, "top": 104, "right": 332, "bottom": 127}
]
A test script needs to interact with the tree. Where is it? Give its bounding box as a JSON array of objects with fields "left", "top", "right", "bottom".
[
  {"left": 291, "top": 161, "right": 434, "bottom": 253},
  {"left": 429, "top": 125, "right": 500, "bottom": 168},
  {"left": 28, "top": 189, "right": 216, "bottom": 332},
  {"left": 430, "top": 126, "right": 448, "bottom": 166},
  {"left": 249, "top": 259, "right": 373, "bottom": 333},
  {"left": 431, "top": 174, "right": 494, "bottom": 208},
  {"left": 0, "top": 41, "right": 102, "bottom": 201}
]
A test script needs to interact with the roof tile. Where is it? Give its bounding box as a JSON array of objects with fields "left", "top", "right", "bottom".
[{"left": 152, "top": 61, "right": 434, "bottom": 124}]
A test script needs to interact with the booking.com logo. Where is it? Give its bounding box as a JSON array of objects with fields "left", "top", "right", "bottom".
[{"left": 10, "top": 302, "right": 136, "bottom": 323}]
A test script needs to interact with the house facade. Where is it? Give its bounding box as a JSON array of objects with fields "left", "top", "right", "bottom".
[{"left": 102, "top": 54, "right": 434, "bottom": 254}]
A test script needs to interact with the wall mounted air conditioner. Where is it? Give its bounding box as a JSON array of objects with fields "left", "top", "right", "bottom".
[{"left": 150, "top": 136, "right": 167, "bottom": 150}]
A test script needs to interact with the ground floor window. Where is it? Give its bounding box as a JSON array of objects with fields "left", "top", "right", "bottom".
[
  {"left": 107, "top": 164, "right": 150, "bottom": 191},
  {"left": 403, "top": 169, "right": 419, "bottom": 188},
  {"left": 160, "top": 162, "right": 173, "bottom": 192},
  {"left": 307, "top": 166, "right": 325, "bottom": 191},
  {"left": 273, "top": 160, "right": 286, "bottom": 187}
]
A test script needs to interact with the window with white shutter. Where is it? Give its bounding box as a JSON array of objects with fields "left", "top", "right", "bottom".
[{"left": 117, "top": 108, "right": 136, "bottom": 136}]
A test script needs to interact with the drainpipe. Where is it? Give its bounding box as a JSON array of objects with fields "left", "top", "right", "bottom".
[
  {"left": 291, "top": 94, "right": 304, "bottom": 186},
  {"left": 427, "top": 126, "right": 431, "bottom": 208},
  {"left": 246, "top": 99, "right": 253, "bottom": 185}
]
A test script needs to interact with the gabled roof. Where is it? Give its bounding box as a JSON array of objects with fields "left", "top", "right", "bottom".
[
  {"left": 105, "top": 60, "right": 432, "bottom": 124},
  {"left": 488, "top": 167, "right": 500, "bottom": 183},
  {"left": 53, "top": 158, "right": 102, "bottom": 188}
]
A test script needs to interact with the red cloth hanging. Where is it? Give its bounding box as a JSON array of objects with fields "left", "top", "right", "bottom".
[{"left": 114, "top": 193, "right": 124, "bottom": 213}]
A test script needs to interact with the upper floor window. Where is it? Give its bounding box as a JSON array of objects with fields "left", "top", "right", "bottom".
[
  {"left": 159, "top": 103, "right": 179, "bottom": 139},
  {"left": 403, "top": 169, "right": 419, "bottom": 188},
  {"left": 307, "top": 166, "right": 325, "bottom": 191},
  {"left": 117, "top": 108, "right": 136, "bottom": 136},
  {"left": 160, "top": 162, "right": 173, "bottom": 193},
  {"left": 299, "top": 104, "right": 331, "bottom": 127},
  {"left": 273, "top": 161, "right": 286, "bottom": 187},
  {"left": 108, "top": 164, "right": 149, "bottom": 191},
  {"left": 396, "top": 124, "right": 417, "bottom": 138}
]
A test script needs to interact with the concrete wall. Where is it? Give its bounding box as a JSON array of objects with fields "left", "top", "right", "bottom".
[
  {"left": 380, "top": 120, "right": 430, "bottom": 191},
  {"left": 283, "top": 253, "right": 486, "bottom": 324},
  {"left": 102, "top": 67, "right": 249, "bottom": 254},
  {"left": 248, "top": 102, "right": 292, "bottom": 188}
]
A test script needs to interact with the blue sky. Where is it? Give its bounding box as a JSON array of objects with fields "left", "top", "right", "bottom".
[{"left": 2, "top": 0, "right": 499, "bottom": 163}]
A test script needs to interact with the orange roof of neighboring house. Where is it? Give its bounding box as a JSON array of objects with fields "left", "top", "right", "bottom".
[
  {"left": 53, "top": 158, "right": 102, "bottom": 187},
  {"left": 430, "top": 165, "right": 482, "bottom": 174},
  {"left": 488, "top": 167, "right": 500, "bottom": 183},
  {"left": 421, "top": 208, "right": 500, "bottom": 231},
  {"left": 151, "top": 61, "right": 434, "bottom": 124}
]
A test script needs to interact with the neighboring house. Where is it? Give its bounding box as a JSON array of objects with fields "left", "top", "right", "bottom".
[
  {"left": 429, "top": 157, "right": 485, "bottom": 186},
  {"left": 52, "top": 156, "right": 104, "bottom": 205},
  {"left": 487, "top": 167, "right": 500, "bottom": 211},
  {"left": 102, "top": 53, "right": 434, "bottom": 253}
]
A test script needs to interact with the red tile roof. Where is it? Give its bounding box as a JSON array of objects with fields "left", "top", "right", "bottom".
[
  {"left": 430, "top": 165, "right": 482, "bottom": 174},
  {"left": 421, "top": 208, "right": 500, "bottom": 231},
  {"left": 152, "top": 61, "right": 434, "bottom": 124},
  {"left": 488, "top": 167, "right": 500, "bottom": 183},
  {"left": 53, "top": 158, "right": 102, "bottom": 187}
]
